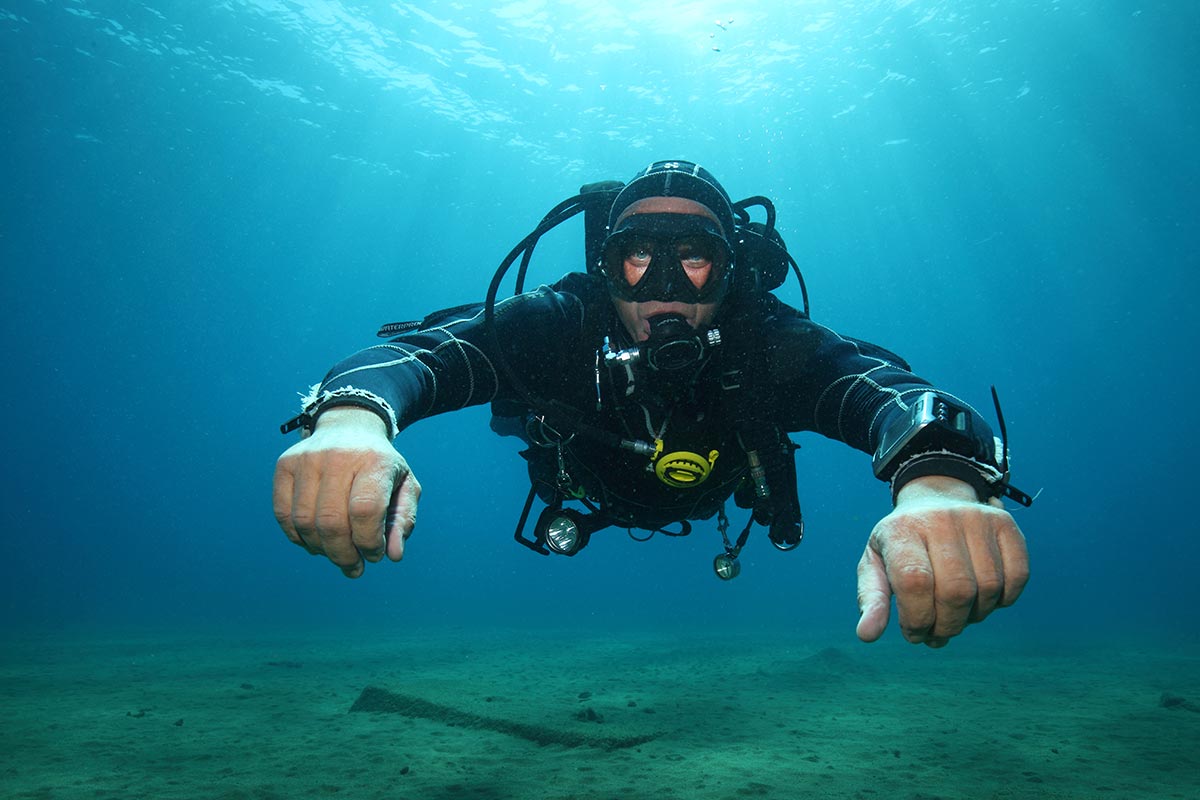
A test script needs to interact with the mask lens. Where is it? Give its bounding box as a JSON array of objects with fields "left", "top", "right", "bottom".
[
  {"left": 617, "top": 238, "right": 657, "bottom": 290},
  {"left": 675, "top": 237, "right": 720, "bottom": 291},
  {"left": 602, "top": 217, "right": 731, "bottom": 303}
]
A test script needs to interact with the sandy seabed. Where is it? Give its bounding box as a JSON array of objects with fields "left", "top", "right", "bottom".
[{"left": 1, "top": 625, "right": 1197, "bottom": 800}]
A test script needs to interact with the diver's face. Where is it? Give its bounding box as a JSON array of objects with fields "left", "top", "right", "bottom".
[{"left": 606, "top": 196, "right": 725, "bottom": 342}]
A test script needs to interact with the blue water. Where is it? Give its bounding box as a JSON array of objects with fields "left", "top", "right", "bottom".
[{"left": 2, "top": 0, "right": 1196, "bottom": 645}]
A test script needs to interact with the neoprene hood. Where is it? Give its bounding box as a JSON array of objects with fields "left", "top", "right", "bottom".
[{"left": 607, "top": 161, "right": 736, "bottom": 239}]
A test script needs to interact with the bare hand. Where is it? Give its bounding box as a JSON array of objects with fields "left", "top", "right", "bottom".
[
  {"left": 272, "top": 407, "right": 420, "bottom": 578},
  {"left": 855, "top": 475, "right": 1029, "bottom": 647}
]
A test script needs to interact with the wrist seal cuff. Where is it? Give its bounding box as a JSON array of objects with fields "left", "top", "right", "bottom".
[
  {"left": 296, "top": 385, "right": 397, "bottom": 438},
  {"left": 890, "top": 451, "right": 1005, "bottom": 506}
]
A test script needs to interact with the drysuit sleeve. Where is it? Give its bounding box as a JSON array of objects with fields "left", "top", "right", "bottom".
[
  {"left": 291, "top": 282, "right": 592, "bottom": 439},
  {"left": 766, "top": 305, "right": 1001, "bottom": 469}
]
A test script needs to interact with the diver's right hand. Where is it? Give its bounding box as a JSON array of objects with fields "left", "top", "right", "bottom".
[{"left": 273, "top": 407, "right": 420, "bottom": 578}]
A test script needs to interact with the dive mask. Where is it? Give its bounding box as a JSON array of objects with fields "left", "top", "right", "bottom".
[{"left": 601, "top": 213, "right": 733, "bottom": 304}]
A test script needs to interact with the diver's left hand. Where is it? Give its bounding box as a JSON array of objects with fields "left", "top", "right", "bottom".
[{"left": 854, "top": 475, "right": 1029, "bottom": 647}]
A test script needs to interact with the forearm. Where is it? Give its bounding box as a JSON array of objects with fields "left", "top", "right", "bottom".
[
  {"left": 303, "top": 324, "right": 494, "bottom": 438},
  {"left": 293, "top": 284, "right": 589, "bottom": 438},
  {"left": 768, "top": 313, "right": 1008, "bottom": 499},
  {"left": 772, "top": 317, "right": 948, "bottom": 455}
]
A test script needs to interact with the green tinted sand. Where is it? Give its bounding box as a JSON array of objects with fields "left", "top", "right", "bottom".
[{"left": 1, "top": 627, "right": 1196, "bottom": 799}]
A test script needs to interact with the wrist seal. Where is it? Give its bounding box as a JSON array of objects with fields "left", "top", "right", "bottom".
[
  {"left": 889, "top": 451, "right": 1004, "bottom": 505},
  {"left": 279, "top": 386, "right": 397, "bottom": 438}
]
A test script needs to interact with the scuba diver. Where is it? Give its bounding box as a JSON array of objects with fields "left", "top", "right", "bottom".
[{"left": 273, "top": 160, "right": 1032, "bottom": 648}]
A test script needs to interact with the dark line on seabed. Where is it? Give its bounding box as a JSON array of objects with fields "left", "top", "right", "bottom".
[{"left": 349, "top": 685, "right": 659, "bottom": 751}]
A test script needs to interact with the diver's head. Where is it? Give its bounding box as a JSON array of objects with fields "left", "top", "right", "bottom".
[{"left": 601, "top": 161, "right": 736, "bottom": 342}]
